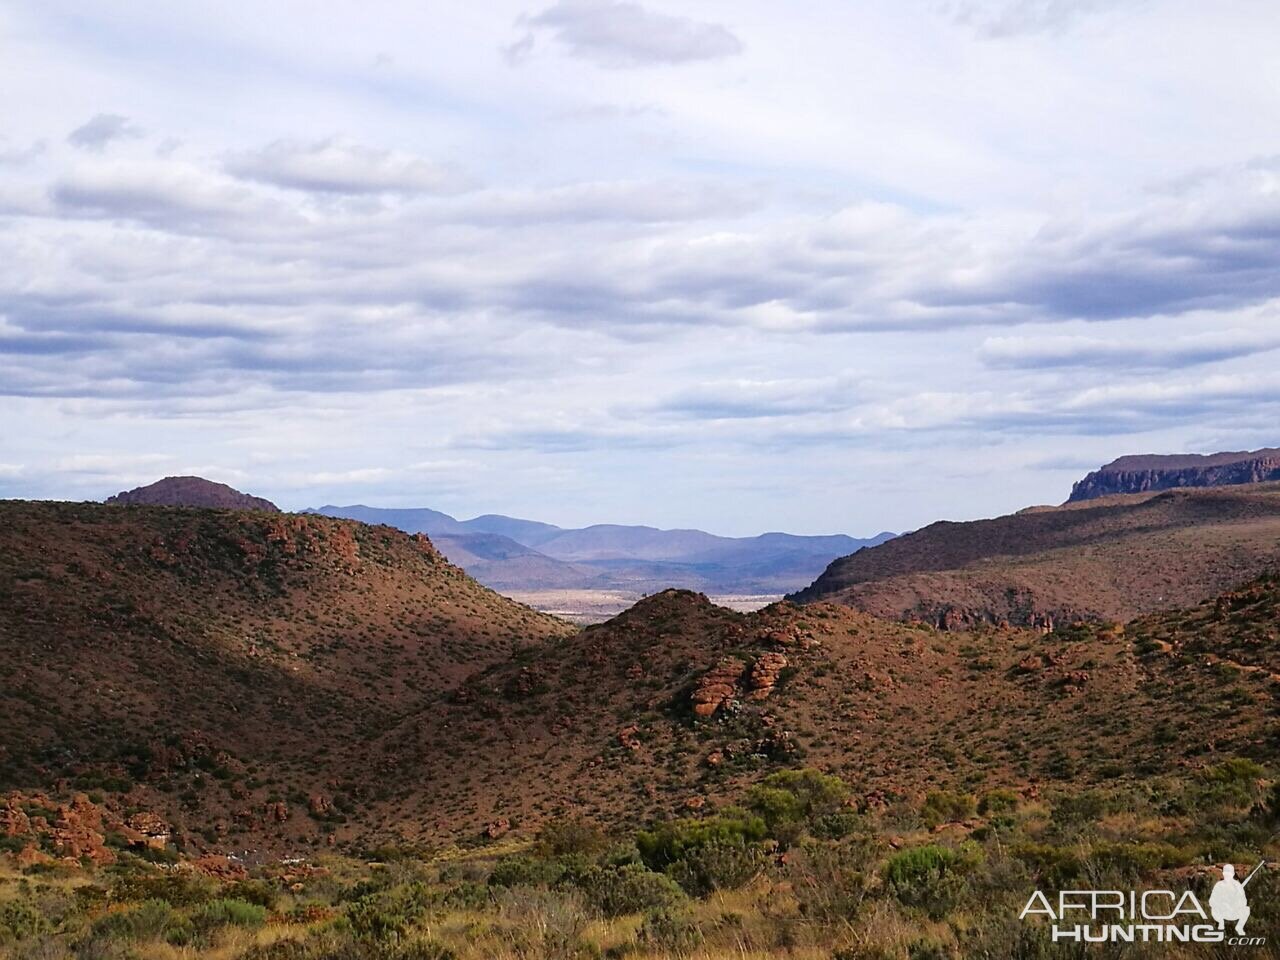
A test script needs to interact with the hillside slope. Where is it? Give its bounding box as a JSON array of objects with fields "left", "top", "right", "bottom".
[
  {"left": 360, "top": 574, "right": 1278, "bottom": 843},
  {"left": 2, "top": 497, "right": 1276, "bottom": 856},
  {"left": 0, "top": 500, "right": 573, "bottom": 852},
  {"left": 789, "top": 484, "right": 1280, "bottom": 628}
]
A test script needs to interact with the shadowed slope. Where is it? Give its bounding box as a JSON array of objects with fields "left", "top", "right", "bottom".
[{"left": 791, "top": 484, "right": 1280, "bottom": 628}]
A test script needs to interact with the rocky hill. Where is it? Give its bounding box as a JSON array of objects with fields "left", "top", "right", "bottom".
[
  {"left": 0, "top": 499, "right": 572, "bottom": 853},
  {"left": 790, "top": 483, "right": 1280, "bottom": 629},
  {"left": 106, "top": 476, "right": 281, "bottom": 512},
  {"left": 1069, "top": 447, "right": 1280, "bottom": 501},
  {"left": 359, "top": 574, "right": 1278, "bottom": 843},
  {"left": 1, "top": 496, "right": 1276, "bottom": 856}
]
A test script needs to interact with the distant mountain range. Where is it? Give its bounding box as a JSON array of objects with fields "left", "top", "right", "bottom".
[{"left": 305, "top": 504, "right": 895, "bottom": 594}]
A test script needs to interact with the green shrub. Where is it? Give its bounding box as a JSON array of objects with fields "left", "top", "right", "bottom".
[
  {"left": 344, "top": 885, "right": 429, "bottom": 942},
  {"left": 90, "top": 898, "right": 179, "bottom": 941},
  {"left": 978, "top": 788, "right": 1019, "bottom": 816},
  {"left": 810, "top": 810, "right": 862, "bottom": 840},
  {"left": 1050, "top": 790, "right": 1109, "bottom": 825},
  {"left": 575, "top": 863, "right": 685, "bottom": 917},
  {"left": 194, "top": 898, "right": 267, "bottom": 931},
  {"left": 884, "top": 845, "right": 976, "bottom": 919},
  {"left": 744, "top": 786, "right": 804, "bottom": 834},
  {"left": 1010, "top": 842, "right": 1082, "bottom": 888},
  {"left": 242, "top": 933, "right": 457, "bottom": 960},
  {"left": 921, "top": 790, "right": 976, "bottom": 828},
  {"left": 787, "top": 839, "right": 872, "bottom": 923},
  {"left": 536, "top": 817, "right": 609, "bottom": 858},
  {"left": 745, "top": 769, "right": 849, "bottom": 835},
  {"left": 666, "top": 838, "right": 768, "bottom": 897},
  {"left": 109, "top": 868, "right": 217, "bottom": 906},
  {"left": 885, "top": 845, "right": 958, "bottom": 887},
  {"left": 635, "top": 811, "right": 767, "bottom": 872},
  {"left": 1087, "top": 841, "right": 1187, "bottom": 880},
  {"left": 0, "top": 900, "right": 50, "bottom": 942},
  {"left": 233, "top": 878, "right": 282, "bottom": 909},
  {"left": 907, "top": 937, "right": 955, "bottom": 960},
  {"left": 637, "top": 908, "right": 703, "bottom": 956},
  {"left": 1201, "top": 758, "right": 1265, "bottom": 785},
  {"left": 488, "top": 855, "right": 566, "bottom": 889}
]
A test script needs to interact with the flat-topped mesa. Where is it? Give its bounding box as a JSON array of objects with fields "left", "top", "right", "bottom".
[
  {"left": 106, "top": 476, "right": 281, "bottom": 512},
  {"left": 1068, "top": 448, "right": 1280, "bottom": 502}
]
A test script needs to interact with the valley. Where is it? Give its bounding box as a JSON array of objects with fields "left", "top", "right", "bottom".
[{"left": 2, "top": 457, "right": 1279, "bottom": 959}]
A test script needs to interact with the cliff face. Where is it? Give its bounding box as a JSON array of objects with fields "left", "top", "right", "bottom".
[
  {"left": 1069, "top": 448, "right": 1280, "bottom": 502},
  {"left": 106, "top": 476, "right": 281, "bottom": 512}
]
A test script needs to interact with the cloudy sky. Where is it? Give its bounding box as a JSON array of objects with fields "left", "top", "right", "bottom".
[{"left": 3, "top": 0, "right": 1280, "bottom": 535}]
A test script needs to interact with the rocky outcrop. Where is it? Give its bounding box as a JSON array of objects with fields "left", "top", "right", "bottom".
[
  {"left": 1069, "top": 449, "right": 1280, "bottom": 502},
  {"left": 1, "top": 792, "right": 128, "bottom": 866},
  {"left": 107, "top": 476, "right": 280, "bottom": 512},
  {"left": 690, "top": 657, "right": 746, "bottom": 717},
  {"left": 691, "top": 652, "right": 793, "bottom": 716},
  {"left": 746, "top": 652, "right": 788, "bottom": 700}
]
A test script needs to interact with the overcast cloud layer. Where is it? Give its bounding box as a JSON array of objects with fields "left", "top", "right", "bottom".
[{"left": 3, "top": 0, "right": 1279, "bottom": 535}]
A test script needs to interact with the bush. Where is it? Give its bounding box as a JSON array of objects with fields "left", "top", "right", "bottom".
[
  {"left": 810, "top": 810, "right": 862, "bottom": 840},
  {"left": 746, "top": 769, "right": 849, "bottom": 834},
  {"left": 635, "top": 811, "right": 767, "bottom": 872},
  {"left": 787, "top": 839, "right": 872, "bottom": 923},
  {"left": 488, "top": 855, "right": 566, "bottom": 889},
  {"left": 1010, "top": 842, "right": 1082, "bottom": 888},
  {"left": 884, "top": 846, "right": 959, "bottom": 888},
  {"left": 345, "top": 900, "right": 412, "bottom": 943},
  {"left": 492, "top": 887, "right": 592, "bottom": 960},
  {"left": 194, "top": 898, "right": 267, "bottom": 931},
  {"left": 665, "top": 838, "right": 768, "bottom": 897},
  {"left": 109, "top": 868, "right": 217, "bottom": 906},
  {"left": 1050, "top": 790, "right": 1109, "bottom": 825},
  {"left": 884, "top": 845, "right": 976, "bottom": 919},
  {"left": 637, "top": 908, "right": 703, "bottom": 956},
  {"left": 0, "top": 901, "right": 50, "bottom": 942},
  {"left": 1201, "top": 758, "right": 1265, "bottom": 785},
  {"left": 978, "top": 788, "right": 1019, "bottom": 816},
  {"left": 921, "top": 790, "right": 976, "bottom": 828},
  {"left": 575, "top": 863, "right": 685, "bottom": 917},
  {"left": 536, "top": 817, "right": 609, "bottom": 858},
  {"left": 90, "top": 898, "right": 181, "bottom": 942},
  {"left": 233, "top": 878, "right": 282, "bottom": 909},
  {"left": 242, "top": 933, "right": 457, "bottom": 960},
  {"left": 744, "top": 786, "right": 804, "bottom": 834},
  {"left": 1086, "top": 841, "right": 1187, "bottom": 880}
]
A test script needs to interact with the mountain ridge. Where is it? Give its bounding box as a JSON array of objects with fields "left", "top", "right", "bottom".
[
  {"left": 791, "top": 483, "right": 1280, "bottom": 629},
  {"left": 307, "top": 502, "right": 894, "bottom": 595},
  {"left": 1069, "top": 446, "right": 1280, "bottom": 501}
]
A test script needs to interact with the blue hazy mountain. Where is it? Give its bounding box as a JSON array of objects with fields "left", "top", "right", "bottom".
[{"left": 306, "top": 504, "right": 893, "bottom": 594}]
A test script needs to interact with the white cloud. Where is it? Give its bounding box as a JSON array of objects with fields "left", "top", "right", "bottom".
[
  {"left": 511, "top": 0, "right": 743, "bottom": 68},
  {"left": 2, "top": 1, "right": 1279, "bottom": 534},
  {"left": 67, "top": 114, "right": 144, "bottom": 151},
  {"left": 941, "top": 0, "right": 1140, "bottom": 38},
  {"left": 225, "top": 138, "right": 476, "bottom": 195}
]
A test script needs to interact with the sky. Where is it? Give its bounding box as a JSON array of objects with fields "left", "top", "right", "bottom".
[{"left": 3, "top": 0, "right": 1280, "bottom": 536}]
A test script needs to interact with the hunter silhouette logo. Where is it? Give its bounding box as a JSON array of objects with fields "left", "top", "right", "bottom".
[
  {"left": 1210, "top": 861, "right": 1263, "bottom": 935},
  {"left": 1020, "top": 860, "right": 1268, "bottom": 946}
]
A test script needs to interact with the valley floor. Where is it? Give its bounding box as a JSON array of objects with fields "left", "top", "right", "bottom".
[{"left": 506, "top": 589, "right": 781, "bottom": 623}]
